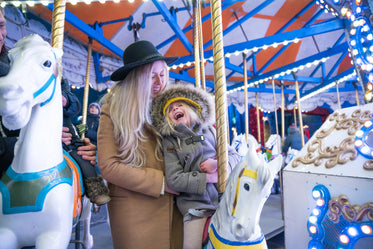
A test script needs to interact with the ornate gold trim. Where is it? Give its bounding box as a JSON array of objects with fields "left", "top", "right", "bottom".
[
  {"left": 292, "top": 109, "right": 372, "bottom": 169},
  {"left": 328, "top": 195, "right": 373, "bottom": 222}
]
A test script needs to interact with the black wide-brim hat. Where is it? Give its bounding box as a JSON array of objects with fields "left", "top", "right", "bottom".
[{"left": 110, "top": 40, "right": 179, "bottom": 81}]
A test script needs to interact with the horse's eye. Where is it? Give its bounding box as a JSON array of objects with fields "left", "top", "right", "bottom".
[
  {"left": 244, "top": 183, "right": 250, "bottom": 191},
  {"left": 43, "top": 60, "right": 52, "bottom": 68}
]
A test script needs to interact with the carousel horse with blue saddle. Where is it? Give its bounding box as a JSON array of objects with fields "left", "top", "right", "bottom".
[{"left": 0, "top": 34, "right": 94, "bottom": 249}]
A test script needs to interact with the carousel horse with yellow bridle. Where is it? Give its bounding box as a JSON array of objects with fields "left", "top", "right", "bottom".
[
  {"left": 0, "top": 34, "right": 93, "bottom": 249},
  {"left": 204, "top": 136, "right": 282, "bottom": 248}
]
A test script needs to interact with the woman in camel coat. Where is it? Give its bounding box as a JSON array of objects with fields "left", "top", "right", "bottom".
[{"left": 98, "top": 40, "right": 182, "bottom": 249}]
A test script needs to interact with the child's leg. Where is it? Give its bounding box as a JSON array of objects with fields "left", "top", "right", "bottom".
[
  {"left": 69, "top": 149, "right": 97, "bottom": 178},
  {"left": 69, "top": 150, "right": 110, "bottom": 206},
  {"left": 183, "top": 216, "right": 207, "bottom": 249}
]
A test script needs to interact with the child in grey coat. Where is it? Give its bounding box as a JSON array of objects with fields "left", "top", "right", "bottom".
[{"left": 152, "top": 84, "right": 240, "bottom": 249}]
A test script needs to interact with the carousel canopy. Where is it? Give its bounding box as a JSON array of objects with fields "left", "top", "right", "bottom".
[{"left": 2, "top": 0, "right": 371, "bottom": 112}]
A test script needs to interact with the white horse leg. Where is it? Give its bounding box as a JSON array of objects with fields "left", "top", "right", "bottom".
[
  {"left": 0, "top": 228, "right": 18, "bottom": 249},
  {"left": 34, "top": 230, "right": 71, "bottom": 249},
  {"left": 81, "top": 197, "right": 94, "bottom": 249}
]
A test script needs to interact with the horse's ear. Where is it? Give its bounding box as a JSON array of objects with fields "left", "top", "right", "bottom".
[
  {"left": 268, "top": 155, "right": 282, "bottom": 175},
  {"left": 246, "top": 136, "right": 264, "bottom": 170},
  {"left": 52, "top": 47, "right": 63, "bottom": 61}
]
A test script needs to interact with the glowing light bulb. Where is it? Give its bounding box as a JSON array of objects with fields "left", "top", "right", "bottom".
[
  {"left": 12, "top": 1, "right": 21, "bottom": 7},
  {"left": 312, "top": 190, "right": 321, "bottom": 199},
  {"left": 348, "top": 227, "right": 358, "bottom": 236},
  {"left": 341, "top": 7, "right": 348, "bottom": 16},
  {"left": 361, "top": 146, "right": 370, "bottom": 154},
  {"left": 309, "top": 225, "right": 317, "bottom": 234},
  {"left": 339, "top": 234, "right": 349, "bottom": 244},
  {"left": 355, "top": 130, "right": 364, "bottom": 137},
  {"left": 361, "top": 225, "right": 372, "bottom": 234},
  {"left": 316, "top": 199, "right": 325, "bottom": 207},
  {"left": 312, "top": 209, "right": 320, "bottom": 216},
  {"left": 309, "top": 216, "right": 317, "bottom": 224},
  {"left": 355, "top": 140, "right": 363, "bottom": 147},
  {"left": 365, "top": 120, "right": 372, "bottom": 127}
]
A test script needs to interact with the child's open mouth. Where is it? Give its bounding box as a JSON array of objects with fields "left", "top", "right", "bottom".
[{"left": 174, "top": 112, "right": 184, "bottom": 120}]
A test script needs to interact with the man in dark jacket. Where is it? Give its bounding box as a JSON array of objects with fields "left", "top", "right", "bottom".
[{"left": 282, "top": 124, "right": 308, "bottom": 155}]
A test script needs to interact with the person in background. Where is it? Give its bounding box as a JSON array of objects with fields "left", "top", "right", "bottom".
[
  {"left": 303, "top": 124, "right": 310, "bottom": 139},
  {"left": 97, "top": 40, "right": 183, "bottom": 249},
  {"left": 151, "top": 84, "right": 240, "bottom": 249},
  {"left": 77, "top": 102, "right": 100, "bottom": 146},
  {"left": 282, "top": 123, "right": 308, "bottom": 155}
]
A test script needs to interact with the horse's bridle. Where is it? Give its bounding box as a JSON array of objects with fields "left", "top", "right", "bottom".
[
  {"left": 231, "top": 165, "right": 258, "bottom": 217},
  {"left": 32, "top": 51, "right": 57, "bottom": 107}
]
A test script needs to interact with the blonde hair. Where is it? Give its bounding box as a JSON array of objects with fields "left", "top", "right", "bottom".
[
  {"left": 104, "top": 60, "right": 168, "bottom": 167},
  {"left": 0, "top": 7, "right": 4, "bottom": 16}
]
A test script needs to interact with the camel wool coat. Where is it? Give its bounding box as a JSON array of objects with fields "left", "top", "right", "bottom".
[{"left": 98, "top": 105, "right": 182, "bottom": 249}]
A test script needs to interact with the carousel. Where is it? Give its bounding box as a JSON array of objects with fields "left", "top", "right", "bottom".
[{"left": 0, "top": 0, "right": 372, "bottom": 249}]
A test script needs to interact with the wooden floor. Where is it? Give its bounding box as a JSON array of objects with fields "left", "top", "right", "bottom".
[{"left": 68, "top": 193, "right": 285, "bottom": 249}]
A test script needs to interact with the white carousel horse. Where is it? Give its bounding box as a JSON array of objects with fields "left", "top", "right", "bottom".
[
  {"left": 232, "top": 133, "right": 282, "bottom": 161},
  {"left": 284, "top": 147, "right": 299, "bottom": 166},
  {"left": 0, "top": 34, "right": 93, "bottom": 249},
  {"left": 264, "top": 134, "right": 282, "bottom": 158},
  {"left": 205, "top": 136, "right": 283, "bottom": 248}
]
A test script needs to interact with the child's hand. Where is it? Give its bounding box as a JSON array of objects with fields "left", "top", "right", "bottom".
[
  {"left": 200, "top": 158, "right": 217, "bottom": 173},
  {"left": 62, "top": 126, "right": 72, "bottom": 145},
  {"left": 165, "top": 181, "right": 180, "bottom": 195},
  {"left": 206, "top": 171, "right": 218, "bottom": 183}
]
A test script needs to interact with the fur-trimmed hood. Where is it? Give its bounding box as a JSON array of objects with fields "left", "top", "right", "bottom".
[{"left": 151, "top": 83, "right": 215, "bottom": 136}]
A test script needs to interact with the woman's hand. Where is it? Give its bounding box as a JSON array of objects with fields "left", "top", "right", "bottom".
[{"left": 77, "top": 138, "right": 97, "bottom": 166}]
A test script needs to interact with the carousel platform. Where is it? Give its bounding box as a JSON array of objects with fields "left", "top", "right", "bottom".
[
  {"left": 260, "top": 193, "right": 284, "bottom": 240},
  {"left": 68, "top": 193, "right": 284, "bottom": 249}
]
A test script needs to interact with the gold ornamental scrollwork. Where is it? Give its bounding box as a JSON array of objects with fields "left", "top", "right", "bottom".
[
  {"left": 292, "top": 109, "right": 372, "bottom": 169},
  {"left": 328, "top": 195, "right": 373, "bottom": 222}
]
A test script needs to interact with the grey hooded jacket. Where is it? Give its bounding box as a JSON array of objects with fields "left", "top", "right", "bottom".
[{"left": 151, "top": 84, "right": 240, "bottom": 218}]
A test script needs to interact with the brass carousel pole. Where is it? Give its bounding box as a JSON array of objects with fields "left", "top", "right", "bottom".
[
  {"left": 51, "top": 0, "right": 66, "bottom": 50},
  {"left": 81, "top": 38, "right": 93, "bottom": 140},
  {"left": 292, "top": 73, "right": 305, "bottom": 146},
  {"left": 336, "top": 82, "right": 341, "bottom": 109},
  {"left": 281, "top": 82, "right": 285, "bottom": 144},
  {"left": 256, "top": 91, "right": 261, "bottom": 145},
  {"left": 197, "top": 0, "right": 206, "bottom": 90},
  {"left": 354, "top": 82, "right": 360, "bottom": 106},
  {"left": 210, "top": 0, "right": 228, "bottom": 193},
  {"left": 243, "top": 53, "right": 249, "bottom": 143},
  {"left": 271, "top": 79, "right": 280, "bottom": 152},
  {"left": 193, "top": 0, "right": 201, "bottom": 88}
]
